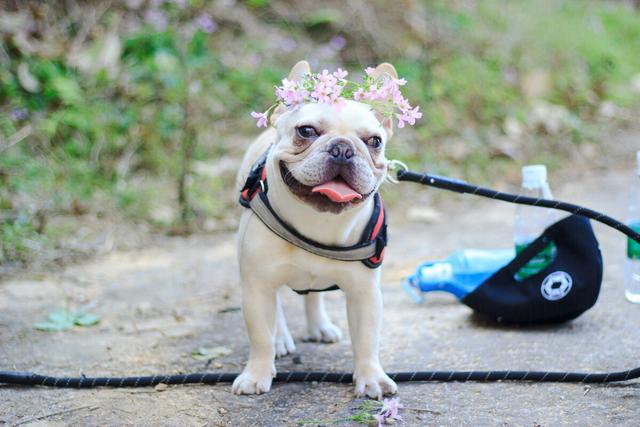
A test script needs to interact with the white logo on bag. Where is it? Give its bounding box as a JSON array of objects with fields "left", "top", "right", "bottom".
[{"left": 541, "top": 271, "right": 573, "bottom": 301}]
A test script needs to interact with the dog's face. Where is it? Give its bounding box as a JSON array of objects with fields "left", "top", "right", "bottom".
[
  {"left": 269, "top": 63, "right": 395, "bottom": 214},
  {"left": 273, "top": 101, "right": 389, "bottom": 213}
]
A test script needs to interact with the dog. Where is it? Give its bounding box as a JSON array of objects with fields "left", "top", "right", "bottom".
[{"left": 232, "top": 60, "right": 397, "bottom": 399}]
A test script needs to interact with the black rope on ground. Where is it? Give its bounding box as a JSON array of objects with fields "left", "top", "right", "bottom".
[{"left": 1, "top": 367, "right": 640, "bottom": 388}]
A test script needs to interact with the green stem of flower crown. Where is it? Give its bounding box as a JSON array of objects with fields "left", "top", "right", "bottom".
[{"left": 263, "top": 102, "right": 281, "bottom": 122}]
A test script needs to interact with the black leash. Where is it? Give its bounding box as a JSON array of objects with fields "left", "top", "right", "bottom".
[
  {"left": 2, "top": 169, "right": 639, "bottom": 389},
  {"left": 2, "top": 368, "right": 640, "bottom": 388},
  {"left": 396, "top": 170, "right": 640, "bottom": 244}
]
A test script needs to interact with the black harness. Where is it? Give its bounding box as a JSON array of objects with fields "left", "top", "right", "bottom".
[{"left": 238, "top": 147, "right": 387, "bottom": 294}]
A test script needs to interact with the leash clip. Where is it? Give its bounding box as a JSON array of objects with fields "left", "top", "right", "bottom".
[{"left": 387, "top": 159, "right": 409, "bottom": 184}]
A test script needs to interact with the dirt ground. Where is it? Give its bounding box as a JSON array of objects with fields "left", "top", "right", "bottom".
[{"left": 2, "top": 161, "right": 640, "bottom": 426}]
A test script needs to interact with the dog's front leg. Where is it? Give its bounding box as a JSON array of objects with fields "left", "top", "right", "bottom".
[
  {"left": 345, "top": 280, "right": 397, "bottom": 400},
  {"left": 232, "top": 276, "right": 277, "bottom": 395}
]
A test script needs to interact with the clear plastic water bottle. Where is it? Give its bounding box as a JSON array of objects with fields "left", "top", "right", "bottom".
[
  {"left": 403, "top": 249, "right": 515, "bottom": 303},
  {"left": 513, "top": 165, "right": 558, "bottom": 281},
  {"left": 624, "top": 151, "right": 640, "bottom": 303}
]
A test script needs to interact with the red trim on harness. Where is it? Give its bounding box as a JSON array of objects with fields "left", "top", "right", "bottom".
[
  {"left": 370, "top": 199, "right": 385, "bottom": 240},
  {"left": 241, "top": 168, "right": 268, "bottom": 204},
  {"left": 369, "top": 248, "right": 385, "bottom": 264},
  {"left": 366, "top": 198, "right": 386, "bottom": 265}
]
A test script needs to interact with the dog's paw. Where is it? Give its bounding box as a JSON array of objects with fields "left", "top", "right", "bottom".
[
  {"left": 353, "top": 364, "right": 397, "bottom": 400},
  {"left": 275, "top": 329, "right": 296, "bottom": 358},
  {"left": 306, "top": 320, "right": 342, "bottom": 343},
  {"left": 231, "top": 364, "right": 276, "bottom": 395}
]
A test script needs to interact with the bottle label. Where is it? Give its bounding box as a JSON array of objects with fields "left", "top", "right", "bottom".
[
  {"left": 514, "top": 241, "right": 557, "bottom": 281},
  {"left": 420, "top": 263, "right": 453, "bottom": 284},
  {"left": 627, "top": 221, "right": 640, "bottom": 259}
]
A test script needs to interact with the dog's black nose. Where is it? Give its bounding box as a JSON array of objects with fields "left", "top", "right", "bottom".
[{"left": 328, "top": 140, "right": 355, "bottom": 164}]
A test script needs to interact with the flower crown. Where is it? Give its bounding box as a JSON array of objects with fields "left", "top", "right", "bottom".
[{"left": 251, "top": 67, "right": 422, "bottom": 129}]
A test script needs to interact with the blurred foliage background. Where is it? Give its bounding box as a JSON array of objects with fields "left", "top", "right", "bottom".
[{"left": 1, "top": 0, "right": 640, "bottom": 270}]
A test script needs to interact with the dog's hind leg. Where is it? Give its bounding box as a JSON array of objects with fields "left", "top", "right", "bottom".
[
  {"left": 275, "top": 292, "right": 296, "bottom": 357},
  {"left": 304, "top": 292, "right": 342, "bottom": 343}
]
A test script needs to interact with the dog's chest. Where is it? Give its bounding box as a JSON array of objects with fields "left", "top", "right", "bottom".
[
  {"left": 240, "top": 211, "right": 377, "bottom": 291},
  {"left": 278, "top": 251, "right": 346, "bottom": 290}
]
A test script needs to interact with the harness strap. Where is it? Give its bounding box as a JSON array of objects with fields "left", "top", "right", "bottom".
[
  {"left": 248, "top": 191, "right": 382, "bottom": 262},
  {"left": 292, "top": 284, "right": 340, "bottom": 295},
  {"left": 239, "top": 146, "right": 387, "bottom": 268}
]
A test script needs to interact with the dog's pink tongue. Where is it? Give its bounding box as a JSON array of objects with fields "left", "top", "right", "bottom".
[{"left": 312, "top": 180, "right": 362, "bottom": 203}]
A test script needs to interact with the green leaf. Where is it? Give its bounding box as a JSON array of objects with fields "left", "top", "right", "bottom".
[
  {"left": 33, "top": 309, "right": 100, "bottom": 331},
  {"left": 50, "top": 76, "right": 84, "bottom": 106},
  {"left": 48, "top": 309, "right": 76, "bottom": 324},
  {"left": 74, "top": 312, "right": 100, "bottom": 326},
  {"left": 33, "top": 320, "right": 74, "bottom": 331},
  {"left": 247, "top": 0, "right": 269, "bottom": 7},
  {"left": 303, "top": 9, "right": 343, "bottom": 28},
  {"left": 33, "top": 309, "right": 75, "bottom": 331}
]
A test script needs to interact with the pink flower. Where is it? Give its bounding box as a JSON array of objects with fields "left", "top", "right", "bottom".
[
  {"left": 317, "top": 69, "right": 337, "bottom": 86},
  {"left": 194, "top": 12, "right": 218, "bottom": 33},
  {"left": 263, "top": 66, "right": 422, "bottom": 130},
  {"left": 310, "top": 82, "right": 331, "bottom": 103},
  {"left": 333, "top": 68, "right": 348, "bottom": 80},
  {"left": 329, "top": 35, "right": 346, "bottom": 51},
  {"left": 396, "top": 105, "right": 422, "bottom": 128},
  {"left": 275, "top": 78, "right": 308, "bottom": 107},
  {"left": 251, "top": 111, "right": 268, "bottom": 128},
  {"left": 393, "top": 94, "right": 410, "bottom": 111},
  {"left": 376, "top": 397, "right": 404, "bottom": 425},
  {"left": 332, "top": 95, "right": 347, "bottom": 111},
  {"left": 144, "top": 9, "right": 168, "bottom": 31}
]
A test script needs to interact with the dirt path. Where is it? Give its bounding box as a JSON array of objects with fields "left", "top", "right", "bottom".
[{"left": 2, "top": 166, "right": 640, "bottom": 426}]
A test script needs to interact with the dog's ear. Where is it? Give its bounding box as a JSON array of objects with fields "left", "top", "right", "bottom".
[
  {"left": 369, "top": 63, "right": 398, "bottom": 80},
  {"left": 378, "top": 115, "right": 394, "bottom": 141},
  {"left": 270, "top": 60, "right": 311, "bottom": 126},
  {"left": 369, "top": 63, "right": 398, "bottom": 140},
  {"left": 288, "top": 60, "right": 311, "bottom": 82}
]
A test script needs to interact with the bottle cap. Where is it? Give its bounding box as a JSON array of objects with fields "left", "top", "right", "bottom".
[{"left": 522, "top": 164, "right": 548, "bottom": 189}]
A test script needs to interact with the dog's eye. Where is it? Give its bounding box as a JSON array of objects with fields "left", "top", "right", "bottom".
[
  {"left": 297, "top": 126, "right": 319, "bottom": 139},
  {"left": 365, "top": 136, "right": 382, "bottom": 149}
]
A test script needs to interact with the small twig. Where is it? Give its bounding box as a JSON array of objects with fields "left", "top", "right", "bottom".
[
  {"left": 0, "top": 124, "right": 32, "bottom": 152},
  {"left": 14, "top": 405, "right": 98, "bottom": 426},
  {"left": 176, "top": 409, "right": 210, "bottom": 422},
  {"left": 110, "top": 389, "right": 159, "bottom": 394},
  {"left": 403, "top": 406, "right": 442, "bottom": 415},
  {"left": 110, "top": 406, "right": 134, "bottom": 415}
]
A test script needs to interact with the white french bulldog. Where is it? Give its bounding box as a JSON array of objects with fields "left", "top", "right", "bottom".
[{"left": 233, "top": 61, "right": 397, "bottom": 399}]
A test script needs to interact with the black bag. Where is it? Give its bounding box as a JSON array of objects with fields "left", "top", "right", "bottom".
[{"left": 462, "top": 215, "right": 603, "bottom": 323}]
